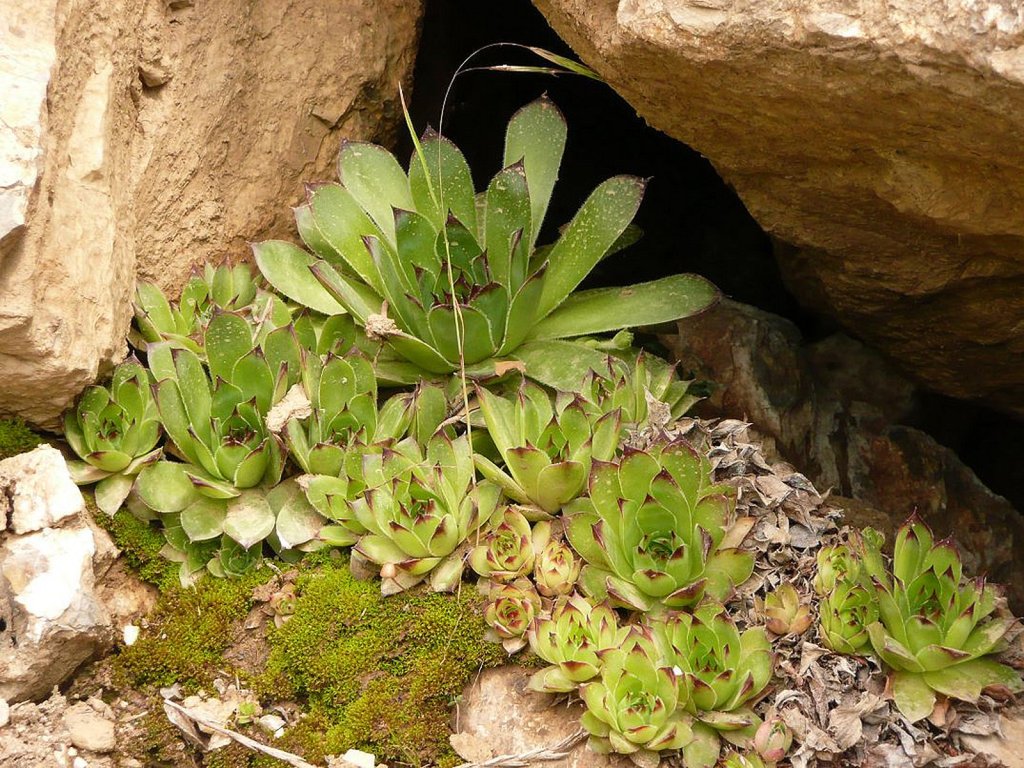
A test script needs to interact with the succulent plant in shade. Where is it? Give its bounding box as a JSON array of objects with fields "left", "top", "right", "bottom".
[
  {"left": 482, "top": 578, "right": 543, "bottom": 654},
  {"left": 349, "top": 434, "right": 501, "bottom": 594},
  {"left": 818, "top": 578, "right": 878, "bottom": 655},
  {"left": 578, "top": 630, "right": 695, "bottom": 764},
  {"left": 135, "top": 463, "right": 326, "bottom": 585},
  {"left": 531, "top": 521, "right": 581, "bottom": 597},
  {"left": 145, "top": 314, "right": 289, "bottom": 498},
  {"left": 64, "top": 361, "right": 162, "bottom": 515},
  {"left": 756, "top": 583, "right": 813, "bottom": 636},
  {"left": 651, "top": 602, "right": 773, "bottom": 768},
  {"left": 577, "top": 351, "right": 699, "bottom": 429},
  {"left": 564, "top": 440, "right": 753, "bottom": 612},
  {"left": 855, "top": 518, "right": 1023, "bottom": 721},
  {"left": 253, "top": 97, "right": 719, "bottom": 390},
  {"left": 469, "top": 508, "right": 535, "bottom": 582},
  {"left": 527, "top": 593, "right": 628, "bottom": 692},
  {"left": 474, "top": 380, "right": 621, "bottom": 517}
]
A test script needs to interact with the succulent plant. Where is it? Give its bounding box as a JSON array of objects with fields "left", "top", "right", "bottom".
[
  {"left": 720, "top": 752, "right": 769, "bottom": 768},
  {"left": 474, "top": 380, "right": 621, "bottom": 517},
  {"left": 469, "top": 508, "right": 535, "bottom": 582},
  {"left": 577, "top": 352, "right": 699, "bottom": 429},
  {"left": 64, "top": 361, "right": 162, "bottom": 514},
  {"left": 297, "top": 382, "right": 451, "bottom": 549},
  {"left": 253, "top": 97, "right": 718, "bottom": 389},
  {"left": 531, "top": 521, "right": 581, "bottom": 597},
  {"left": 818, "top": 579, "right": 878, "bottom": 655},
  {"left": 527, "top": 593, "right": 628, "bottom": 692},
  {"left": 133, "top": 262, "right": 289, "bottom": 354},
  {"left": 855, "top": 518, "right": 1023, "bottom": 721},
  {"left": 349, "top": 435, "right": 501, "bottom": 594},
  {"left": 282, "top": 352, "right": 378, "bottom": 476},
  {"left": 578, "top": 630, "right": 695, "bottom": 764},
  {"left": 752, "top": 719, "right": 792, "bottom": 764},
  {"left": 482, "top": 578, "right": 542, "bottom": 654},
  {"left": 136, "top": 463, "right": 327, "bottom": 585},
  {"left": 565, "top": 440, "right": 753, "bottom": 612},
  {"left": 651, "top": 602, "right": 773, "bottom": 768},
  {"left": 145, "top": 315, "right": 288, "bottom": 497},
  {"left": 756, "top": 584, "right": 812, "bottom": 636}
]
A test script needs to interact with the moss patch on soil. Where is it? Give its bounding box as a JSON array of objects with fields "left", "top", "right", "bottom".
[
  {"left": 99, "top": 508, "right": 508, "bottom": 768},
  {"left": 255, "top": 554, "right": 507, "bottom": 767},
  {"left": 0, "top": 417, "right": 43, "bottom": 459}
]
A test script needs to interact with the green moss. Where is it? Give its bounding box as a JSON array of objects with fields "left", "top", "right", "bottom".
[
  {"left": 256, "top": 557, "right": 507, "bottom": 768},
  {"left": 0, "top": 417, "right": 43, "bottom": 460},
  {"left": 91, "top": 506, "right": 174, "bottom": 586},
  {"left": 103, "top": 536, "right": 506, "bottom": 768},
  {"left": 115, "top": 568, "right": 264, "bottom": 690}
]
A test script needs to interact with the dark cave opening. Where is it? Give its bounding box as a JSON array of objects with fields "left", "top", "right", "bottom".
[{"left": 404, "top": 0, "right": 1024, "bottom": 514}]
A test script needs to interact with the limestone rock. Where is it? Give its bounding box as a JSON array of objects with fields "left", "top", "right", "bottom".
[
  {"left": 0, "top": 0, "right": 423, "bottom": 427},
  {"left": 454, "top": 666, "right": 626, "bottom": 768},
  {"left": 534, "top": 0, "right": 1024, "bottom": 415},
  {"left": 962, "top": 712, "right": 1024, "bottom": 768},
  {"left": 0, "top": 448, "right": 116, "bottom": 701},
  {"left": 63, "top": 701, "right": 115, "bottom": 753},
  {"left": 0, "top": 445, "right": 84, "bottom": 534},
  {"left": 666, "top": 299, "right": 1024, "bottom": 610}
]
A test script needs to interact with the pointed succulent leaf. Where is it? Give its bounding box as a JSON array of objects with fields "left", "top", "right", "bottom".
[
  {"left": 528, "top": 274, "right": 719, "bottom": 341},
  {"left": 536, "top": 176, "right": 646, "bottom": 320},
  {"left": 252, "top": 240, "right": 346, "bottom": 316}
]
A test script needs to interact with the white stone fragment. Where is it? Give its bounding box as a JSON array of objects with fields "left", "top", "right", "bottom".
[{"left": 0, "top": 445, "right": 84, "bottom": 534}]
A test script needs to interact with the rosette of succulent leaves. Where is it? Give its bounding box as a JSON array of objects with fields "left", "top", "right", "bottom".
[
  {"left": 252, "top": 96, "right": 719, "bottom": 390},
  {"left": 817, "top": 517, "right": 1023, "bottom": 722},
  {"left": 64, "top": 360, "right": 163, "bottom": 514}
]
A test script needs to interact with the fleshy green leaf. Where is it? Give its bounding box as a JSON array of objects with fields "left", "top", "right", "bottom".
[
  {"left": 536, "top": 175, "right": 646, "bottom": 319},
  {"left": 528, "top": 274, "right": 719, "bottom": 341},
  {"left": 252, "top": 240, "right": 346, "bottom": 316}
]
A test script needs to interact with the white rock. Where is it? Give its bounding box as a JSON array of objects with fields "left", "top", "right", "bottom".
[
  {"left": 0, "top": 697, "right": 9, "bottom": 728},
  {"left": 257, "top": 713, "right": 286, "bottom": 738},
  {"left": 63, "top": 701, "right": 115, "bottom": 753},
  {"left": 122, "top": 624, "right": 139, "bottom": 646},
  {"left": 2, "top": 526, "right": 95, "bottom": 622},
  {"left": 0, "top": 522, "right": 112, "bottom": 702},
  {"left": 73, "top": 757, "right": 88, "bottom": 768},
  {"left": 343, "top": 748, "right": 376, "bottom": 768},
  {"left": 0, "top": 446, "right": 84, "bottom": 534}
]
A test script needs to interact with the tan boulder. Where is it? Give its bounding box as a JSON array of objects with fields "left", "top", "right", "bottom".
[
  {"left": 533, "top": 0, "right": 1024, "bottom": 414},
  {"left": 0, "top": 0, "right": 423, "bottom": 427}
]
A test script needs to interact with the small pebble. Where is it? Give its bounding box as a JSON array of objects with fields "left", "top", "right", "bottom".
[
  {"left": 0, "top": 697, "right": 9, "bottom": 728},
  {"left": 73, "top": 757, "right": 88, "bottom": 768},
  {"left": 122, "top": 624, "right": 140, "bottom": 646}
]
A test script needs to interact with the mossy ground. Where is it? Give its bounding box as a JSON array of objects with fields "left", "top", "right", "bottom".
[
  {"left": 97, "top": 506, "right": 509, "bottom": 767},
  {"left": 0, "top": 417, "right": 43, "bottom": 460}
]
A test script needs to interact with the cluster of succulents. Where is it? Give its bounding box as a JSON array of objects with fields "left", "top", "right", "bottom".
[
  {"left": 60, "top": 92, "right": 1023, "bottom": 768},
  {"left": 816, "top": 517, "right": 1023, "bottom": 722}
]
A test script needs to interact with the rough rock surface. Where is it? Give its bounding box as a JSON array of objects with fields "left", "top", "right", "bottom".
[
  {"left": 0, "top": 0, "right": 423, "bottom": 427},
  {"left": 533, "top": 0, "right": 1024, "bottom": 415},
  {"left": 0, "top": 690, "right": 117, "bottom": 768},
  {"left": 454, "top": 666, "right": 623, "bottom": 768},
  {"left": 0, "top": 446, "right": 140, "bottom": 702},
  {"left": 0, "top": 445, "right": 84, "bottom": 534},
  {"left": 666, "top": 299, "right": 1024, "bottom": 609}
]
